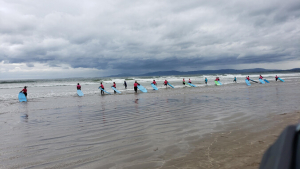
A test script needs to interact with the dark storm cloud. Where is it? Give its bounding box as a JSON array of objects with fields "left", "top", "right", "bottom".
[{"left": 0, "top": 0, "right": 299, "bottom": 74}]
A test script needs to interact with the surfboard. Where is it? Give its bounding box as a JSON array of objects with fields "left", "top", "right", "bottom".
[
  {"left": 250, "top": 79, "right": 258, "bottom": 83},
  {"left": 259, "top": 79, "right": 265, "bottom": 84},
  {"left": 137, "top": 85, "right": 147, "bottom": 93},
  {"left": 264, "top": 79, "right": 270, "bottom": 83},
  {"left": 151, "top": 83, "right": 158, "bottom": 90},
  {"left": 278, "top": 78, "right": 284, "bottom": 82},
  {"left": 214, "top": 81, "right": 220, "bottom": 86},
  {"left": 18, "top": 92, "right": 27, "bottom": 102},
  {"left": 111, "top": 87, "right": 121, "bottom": 93},
  {"left": 245, "top": 79, "right": 251, "bottom": 86},
  {"left": 77, "top": 90, "right": 84, "bottom": 96},
  {"left": 218, "top": 81, "right": 222, "bottom": 85},
  {"left": 188, "top": 83, "right": 196, "bottom": 87},
  {"left": 167, "top": 83, "right": 174, "bottom": 88},
  {"left": 98, "top": 87, "right": 111, "bottom": 94}
]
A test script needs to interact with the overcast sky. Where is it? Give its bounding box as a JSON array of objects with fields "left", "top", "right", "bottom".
[{"left": 1, "top": 0, "right": 299, "bottom": 79}]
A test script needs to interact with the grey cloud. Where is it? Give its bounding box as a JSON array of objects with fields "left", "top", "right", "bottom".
[{"left": 0, "top": 0, "right": 299, "bottom": 75}]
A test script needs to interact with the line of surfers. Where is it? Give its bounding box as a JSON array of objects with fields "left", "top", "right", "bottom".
[
  {"left": 19, "top": 75, "right": 281, "bottom": 97},
  {"left": 74, "top": 74, "right": 281, "bottom": 95}
]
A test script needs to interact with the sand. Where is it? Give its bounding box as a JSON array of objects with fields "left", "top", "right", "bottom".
[{"left": 160, "top": 111, "right": 300, "bottom": 169}]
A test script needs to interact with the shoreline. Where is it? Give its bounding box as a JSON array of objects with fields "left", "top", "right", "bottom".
[{"left": 159, "top": 111, "right": 300, "bottom": 169}]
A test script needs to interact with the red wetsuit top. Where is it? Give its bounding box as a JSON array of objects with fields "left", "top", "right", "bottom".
[
  {"left": 134, "top": 83, "right": 138, "bottom": 87},
  {"left": 259, "top": 76, "right": 263, "bottom": 79},
  {"left": 153, "top": 81, "right": 156, "bottom": 85},
  {"left": 77, "top": 85, "right": 81, "bottom": 89},
  {"left": 189, "top": 80, "right": 191, "bottom": 83},
  {"left": 275, "top": 76, "right": 278, "bottom": 78},
  {"left": 247, "top": 77, "right": 250, "bottom": 80},
  {"left": 183, "top": 79, "right": 185, "bottom": 82},
  {"left": 22, "top": 88, "right": 27, "bottom": 93},
  {"left": 216, "top": 78, "right": 219, "bottom": 81},
  {"left": 164, "top": 80, "right": 168, "bottom": 85},
  {"left": 100, "top": 84, "right": 104, "bottom": 89},
  {"left": 113, "top": 84, "right": 116, "bottom": 88}
]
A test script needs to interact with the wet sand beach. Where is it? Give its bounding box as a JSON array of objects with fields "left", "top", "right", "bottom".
[{"left": 0, "top": 79, "right": 300, "bottom": 168}]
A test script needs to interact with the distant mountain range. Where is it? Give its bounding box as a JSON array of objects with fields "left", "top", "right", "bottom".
[{"left": 110, "top": 68, "right": 300, "bottom": 77}]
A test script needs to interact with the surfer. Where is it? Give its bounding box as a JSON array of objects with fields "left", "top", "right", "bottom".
[
  {"left": 100, "top": 82, "right": 104, "bottom": 95},
  {"left": 134, "top": 81, "right": 140, "bottom": 93},
  {"left": 205, "top": 77, "right": 207, "bottom": 84},
  {"left": 112, "top": 82, "right": 116, "bottom": 94},
  {"left": 123, "top": 81, "right": 127, "bottom": 89},
  {"left": 275, "top": 75, "right": 278, "bottom": 81},
  {"left": 233, "top": 77, "right": 237, "bottom": 83},
  {"left": 246, "top": 76, "right": 250, "bottom": 81},
  {"left": 20, "top": 86, "right": 27, "bottom": 97},
  {"left": 152, "top": 80, "right": 157, "bottom": 85},
  {"left": 189, "top": 78, "right": 192, "bottom": 83},
  {"left": 164, "top": 80, "right": 168, "bottom": 87},
  {"left": 77, "top": 83, "right": 81, "bottom": 90},
  {"left": 259, "top": 75, "right": 263, "bottom": 79},
  {"left": 215, "top": 77, "right": 220, "bottom": 81},
  {"left": 183, "top": 78, "right": 185, "bottom": 85}
]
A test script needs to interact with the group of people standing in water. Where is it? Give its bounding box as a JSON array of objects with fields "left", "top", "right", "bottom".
[{"left": 19, "top": 75, "right": 283, "bottom": 97}]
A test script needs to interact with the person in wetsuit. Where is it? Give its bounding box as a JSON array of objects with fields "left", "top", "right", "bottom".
[
  {"left": 134, "top": 81, "right": 140, "bottom": 93},
  {"left": 112, "top": 82, "right": 116, "bottom": 94},
  {"left": 233, "top": 77, "right": 237, "bottom": 83},
  {"left": 20, "top": 86, "right": 27, "bottom": 97},
  {"left": 188, "top": 78, "right": 192, "bottom": 84},
  {"left": 152, "top": 80, "right": 157, "bottom": 85},
  {"left": 164, "top": 80, "right": 168, "bottom": 87},
  {"left": 99, "top": 82, "right": 104, "bottom": 95},
  {"left": 246, "top": 76, "right": 250, "bottom": 81},
  {"left": 123, "top": 81, "right": 127, "bottom": 89},
  {"left": 205, "top": 77, "right": 208, "bottom": 84},
  {"left": 183, "top": 78, "right": 185, "bottom": 85},
  {"left": 275, "top": 75, "right": 278, "bottom": 81},
  {"left": 259, "top": 75, "right": 263, "bottom": 79},
  {"left": 77, "top": 83, "right": 81, "bottom": 90}
]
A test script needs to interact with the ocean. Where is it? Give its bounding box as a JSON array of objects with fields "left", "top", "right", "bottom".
[{"left": 0, "top": 72, "right": 300, "bottom": 168}]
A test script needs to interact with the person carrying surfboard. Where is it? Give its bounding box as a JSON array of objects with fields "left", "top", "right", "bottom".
[
  {"left": 152, "top": 80, "right": 157, "bottom": 85},
  {"left": 189, "top": 78, "right": 192, "bottom": 83},
  {"left": 164, "top": 80, "right": 168, "bottom": 87},
  {"left": 275, "top": 75, "right": 278, "bottom": 81},
  {"left": 246, "top": 76, "right": 250, "bottom": 81},
  {"left": 111, "top": 82, "right": 116, "bottom": 94},
  {"left": 100, "top": 82, "right": 105, "bottom": 95},
  {"left": 259, "top": 75, "right": 263, "bottom": 79},
  {"left": 215, "top": 77, "right": 220, "bottom": 81},
  {"left": 20, "top": 86, "right": 27, "bottom": 97},
  {"left": 205, "top": 77, "right": 208, "bottom": 84},
  {"left": 183, "top": 78, "right": 185, "bottom": 85},
  {"left": 134, "top": 81, "right": 140, "bottom": 93},
  {"left": 77, "top": 83, "right": 81, "bottom": 90},
  {"left": 123, "top": 81, "right": 127, "bottom": 89}
]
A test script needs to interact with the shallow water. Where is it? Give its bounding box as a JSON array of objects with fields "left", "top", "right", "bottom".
[{"left": 0, "top": 78, "right": 300, "bottom": 168}]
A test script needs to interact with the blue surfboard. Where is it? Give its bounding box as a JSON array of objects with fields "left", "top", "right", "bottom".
[
  {"left": 188, "top": 83, "right": 196, "bottom": 87},
  {"left": 137, "top": 85, "right": 147, "bottom": 93},
  {"left": 250, "top": 79, "right": 258, "bottom": 83},
  {"left": 259, "top": 79, "right": 265, "bottom": 84},
  {"left": 167, "top": 83, "right": 174, "bottom": 88},
  {"left": 278, "top": 78, "right": 284, "bottom": 82},
  {"left": 264, "top": 79, "right": 270, "bottom": 83},
  {"left": 98, "top": 87, "right": 111, "bottom": 94},
  {"left": 111, "top": 87, "right": 121, "bottom": 93},
  {"left": 151, "top": 83, "right": 158, "bottom": 90},
  {"left": 218, "top": 81, "right": 222, "bottom": 85},
  {"left": 18, "top": 92, "right": 27, "bottom": 102},
  {"left": 77, "top": 90, "right": 84, "bottom": 96},
  {"left": 245, "top": 79, "right": 251, "bottom": 86}
]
